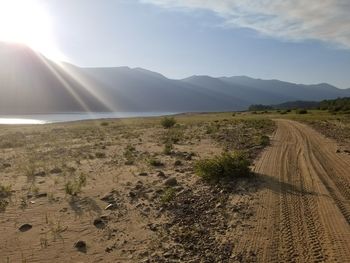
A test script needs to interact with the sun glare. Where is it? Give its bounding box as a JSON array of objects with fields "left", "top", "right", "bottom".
[{"left": 0, "top": 0, "right": 65, "bottom": 61}]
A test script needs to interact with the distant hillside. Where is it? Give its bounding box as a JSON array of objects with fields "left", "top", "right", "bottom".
[
  {"left": 319, "top": 97, "right": 350, "bottom": 113},
  {"left": 248, "top": 101, "right": 320, "bottom": 111},
  {"left": 1, "top": 43, "right": 350, "bottom": 114},
  {"left": 249, "top": 98, "right": 350, "bottom": 113}
]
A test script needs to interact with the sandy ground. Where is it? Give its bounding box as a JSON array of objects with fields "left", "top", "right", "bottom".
[
  {"left": 0, "top": 116, "right": 349, "bottom": 262},
  {"left": 231, "top": 119, "right": 350, "bottom": 262}
]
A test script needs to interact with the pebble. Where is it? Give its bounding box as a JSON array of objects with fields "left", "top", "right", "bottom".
[
  {"left": 19, "top": 224, "right": 32, "bottom": 232},
  {"left": 164, "top": 177, "right": 177, "bottom": 187},
  {"left": 74, "top": 240, "right": 87, "bottom": 252}
]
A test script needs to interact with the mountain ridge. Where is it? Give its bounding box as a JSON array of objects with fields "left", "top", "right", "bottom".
[{"left": 0, "top": 43, "right": 349, "bottom": 114}]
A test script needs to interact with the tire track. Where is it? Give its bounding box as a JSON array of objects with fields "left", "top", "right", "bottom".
[{"left": 233, "top": 119, "right": 350, "bottom": 263}]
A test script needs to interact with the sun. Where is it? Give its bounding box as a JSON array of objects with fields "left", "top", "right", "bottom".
[{"left": 0, "top": 0, "right": 65, "bottom": 61}]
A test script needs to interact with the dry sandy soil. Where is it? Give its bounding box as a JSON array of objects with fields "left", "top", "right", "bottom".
[
  {"left": 231, "top": 119, "right": 350, "bottom": 262},
  {"left": 0, "top": 114, "right": 349, "bottom": 262}
]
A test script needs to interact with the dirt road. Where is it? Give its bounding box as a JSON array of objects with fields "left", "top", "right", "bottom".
[{"left": 233, "top": 119, "right": 350, "bottom": 263}]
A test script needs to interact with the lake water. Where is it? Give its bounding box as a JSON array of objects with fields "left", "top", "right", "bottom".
[{"left": 0, "top": 112, "right": 178, "bottom": 125}]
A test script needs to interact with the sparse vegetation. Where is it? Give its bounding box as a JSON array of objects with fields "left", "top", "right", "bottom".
[
  {"left": 163, "top": 142, "right": 173, "bottom": 155},
  {"left": 161, "top": 116, "right": 176, "bottom": 129},
  {"left": 259, "top": 135, "right": 270, "bottom": 146},
  {"left": 195, "top": 151, "right": 251, "bottom": 182},
  {"left": 65, "top": 173, "right": 87, "bottom": 196},
  {"left": 0, "top": 184, "right": 12, "bottom": 198},
  {"left": 296, "top": 109, "right": 308, "bottom": 114},
  {"left": 148, "top": 158, "right": 163, "bottom": 167},
  {"left": 160, "top": 187, "right": 176, "bottom": 204}
]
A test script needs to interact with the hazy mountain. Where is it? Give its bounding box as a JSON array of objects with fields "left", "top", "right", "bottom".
[{"left": 0, "top": 43, "right": 349, "bottom": 114}]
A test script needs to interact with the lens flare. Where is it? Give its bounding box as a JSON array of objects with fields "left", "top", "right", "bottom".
[{"left": 0, "top": 0, "right": 65, "bottom": 61}]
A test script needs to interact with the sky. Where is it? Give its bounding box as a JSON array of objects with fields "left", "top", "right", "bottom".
[{"left": 19, "top": 0, "right": 350, "bottom": 88}]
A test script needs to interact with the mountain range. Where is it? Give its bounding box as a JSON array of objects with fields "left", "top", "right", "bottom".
[{"left": 1, "top": 42, "right": 349, "bottom": 114}]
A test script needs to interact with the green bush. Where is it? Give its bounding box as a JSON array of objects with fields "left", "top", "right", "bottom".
[
  {"left": 160, "top": 187, "right": 176, "bottom": 204},
  {"left": 148, "top": 158, "right": 163, "bottom": 167},
  {"left": 163, "top": 142, "right": 173, "bottom": 155},
  {"left": 161, "top": 117, "right": 176, "bottom": 129},
  {"left": 65, "top": 174, "right": 87, "bottom": 196},
  {"left": 296, "top": 109, "right": 308, "bottom": 114},
  {"left": 162, "top": 128, "right": 184, "bottom": 144},
  {"left": 195, "top": 151, "right": 251, "bottom": 182},
  {"left": 0, "top": 184, "right": 12, "bottom": 198},
  {"left": 259, "top": 135, "right": 270, "bottom": 146}
]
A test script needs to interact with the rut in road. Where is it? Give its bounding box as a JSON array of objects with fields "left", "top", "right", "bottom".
[{"left": 232, "top": 119, "right": 350, "bottom": 263}]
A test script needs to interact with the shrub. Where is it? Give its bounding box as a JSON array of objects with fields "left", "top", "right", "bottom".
[
  {"left": 95, "top": 152, "right": 106, "bottom": 158},
  {"left": 259, "top": 135, "right": 270, "bottom": 146},
  {"left": 148, "top": 158, "right": 163, "bottom": 167},
  {"left": 0, "top": 184, "right": 12, "bottom": 198},
  {"left": 161, "top": 117, "right": 176, "bottom": 129},
  {"left": 296, "top": 109, "right": 308, "bottom": 114},
  {"left": 65, "top": 174, "right": 87, "bottom": 196},
  {"left": 100, "top": 122, "right": 109, "bottom": 126},
  {"left": 195, "top": 151, "right": 251, "bottom": 182},
  {"left": 163, "top": 142, "right": 173, "bottom": 155},
  {"left": 162, "top": 128, "right": 184, "bottom": 144},
  {"left": 160, "top": 187, "right": 176, "bottom": 204}
]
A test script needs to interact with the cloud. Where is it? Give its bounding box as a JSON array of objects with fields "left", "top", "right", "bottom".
[{"left": 141, "top": 0, "right": 350, "bottom": 48}]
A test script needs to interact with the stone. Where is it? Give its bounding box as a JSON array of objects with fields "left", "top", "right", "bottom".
[
  {"left": 50, "top": 167, "right": 62, "bottom": 174},
  {"left": 74, "top": 240, "right": 87, "bottom": 253},
  {"left": 93, "top": 218, "right": 106, "bottom": 229},
  {"left": 156, "top": 171, "right": 166, "bottom": 178},
  {"left": 35, "top": 192, "right": 47, "bottom": 198},
  {"left": 164, "top": 177, "right": 177, "bottom": 187},
  {"left": 174, "top": 160, "right": 182, "bottom": 166},
  {"left": 19, "top": 224, "right": 32, "bottom": 232}
]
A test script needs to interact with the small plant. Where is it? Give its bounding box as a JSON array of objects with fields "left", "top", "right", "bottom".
[
  {"left": 0, "top": 184, "right": 12, "bottom": 198},
  {"left": 259, "top": 135, "right": 270, "bottom": 146},
  {"left": 163, "top": 142, "right": 173, "bottom": 155},
  {"left": 195, "top": 151, "right": 251, "bottom": 182},
  {"left": 65, "top": 173, "right": 87, "bottom": 196},
  {"left": 100, "top": 121, "right": 109, "bottom": 126},
  {"left": 161, "top": 117, "right": 176, "bottom": 129},
  {"left": 148, "top": 158, "right": 164, "bottom": 167},
  {"left": 24, "top": 163, "right": 36, "bottom": 184},
  {"left": 49, "top": 220, "right": 67, "bottom": 241},
  {"left": 124, "top": 144, "right": 136, "bottom": 165},
  {"left": 160, "top": 187, "right": 176, "bottom": 204},
  {"left": 163, "top": 128, "right": 184, "bottom": 144},
  {"left": 0, "top": 184, "right": 11, "bottom": 212},
  {"left": 95, "top": 152, "right": 106, "bottom": 158},
  {"left": 296, "top": 109, "right": 308, "bottom": 114}
]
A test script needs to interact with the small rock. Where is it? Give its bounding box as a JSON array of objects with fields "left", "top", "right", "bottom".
[
  {"left": 50, "top": 167, "right": 62, "bottom": 174},
  {"left": 105, "top": 204, "right": 115, "bottom": 210},
  {"left": 100, "top": 214, "right": 110, "bottom": 221},
  {"left": 216, "top": 202, "right": 223, "bottom": 208},
  {"left": 129, "top": 191, "right": 137, "bottom": 198},
  {"left": 74, "top": 240, "right": 87, "bottom": 253},
  {"left": 93, "top": 218, "right": 106, "bottom": 229},
  {"left": 3, "top": 163, "right": 11, "bottom": 168},
  {"left": 148, "top": 223, "right": 158, "bottom": 231},
  {"left": 36, "top": 192, "right": 47, "bottom": 198},
  {"left": 100, "top": 192, "right": 114, "bottom": 202},
  {"left": 164, "top": 177, "right": 177, "bottom": 187},
  {"left": 156, "top": 171, "right": 166, "bottom": 178},
  {"left": 19, "top": 224, "right": 32, "bottom": 232},
  {"left": 138, "top": 172, "right": 148, "bottom": 176},
  {"left": 34, "top": 171, "right": 46, "bottom": 177},
  {"left": 174, "top": 160, "right": 182, "bottom": 166}
]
